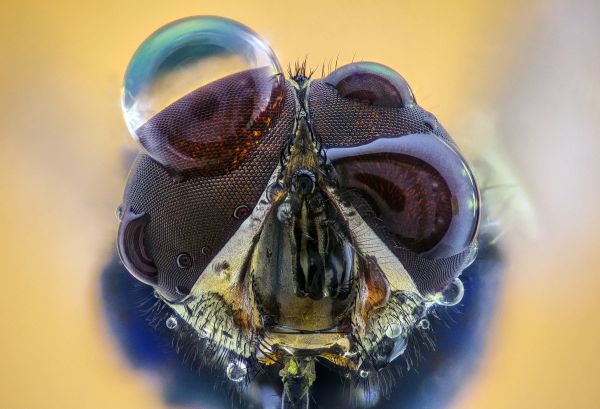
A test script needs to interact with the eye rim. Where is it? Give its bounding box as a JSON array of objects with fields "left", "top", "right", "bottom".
[
  {"left": 323, "top": 61, "right": 416, "bottom": 108},
  {"left": 327, "top": 133, "right": 480, "bottom": 260},
  {"left": 117, "top": 209, "right": 158, "bottom": 286}
]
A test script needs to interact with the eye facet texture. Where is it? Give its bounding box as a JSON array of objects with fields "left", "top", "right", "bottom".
[{"left": 122, "top": 16, "right": 284, "bottom": 175}]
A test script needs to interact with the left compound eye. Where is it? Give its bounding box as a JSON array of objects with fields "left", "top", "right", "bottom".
[{"left": 121, "top": 16, "right": 284, "bottom": 175}]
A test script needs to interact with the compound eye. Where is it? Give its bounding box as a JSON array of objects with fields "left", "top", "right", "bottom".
[
  {"left": 328, "top": 133, "right": 479, "bottom": 260},
  {"left": 122, "top": 16, "right": 284, "bottom": 175},
  {"left": 323, "top": 62, "right": 415, "bottom": 108}
]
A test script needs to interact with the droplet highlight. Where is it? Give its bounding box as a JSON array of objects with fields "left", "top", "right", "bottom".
[
  {"left": 165, "top": 315, "right": 178, "bottom": 330},
  {"left": 417, "top": 318, "right": 431, "bottom": 330},
  {"left": 385, "top": 323, "right": 402, "bottom": 339},
  {"left": 226, "top": 361, "right": 248, "bottom": 382},
  {"left": 434, "top": 277, "right": 464, "bottom": 306}
]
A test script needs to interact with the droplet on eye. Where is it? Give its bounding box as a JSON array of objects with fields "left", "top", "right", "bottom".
[
  {"left": 434, "top": 277, "right": 464, "bottom": 306},
  {"left": 417, "top": 318, "right": 431, "bottom": 330},
  {"left": 324, "top": 62, "right": 416, "bottom": 108},
  {"left": 226, "top": 360, "right": 248, "bottom": 382},
  {"left": 121, "top": 16, "right": 284, "bottom": 175},
  {"left": 328, "top": 133, "right": 480, "bottom": 260},
  {"left": 165, "top": 315, "right": 178, "bottom": 330}
]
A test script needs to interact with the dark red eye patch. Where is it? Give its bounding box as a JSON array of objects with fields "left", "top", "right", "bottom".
[{"left": 135, "top": 67, "right": 284, "bottom": 176}]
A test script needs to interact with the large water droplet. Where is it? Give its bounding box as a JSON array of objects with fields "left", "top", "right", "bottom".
[
  {"left": 165, "top": 315, "right": 178, "bottom": 330},
  {"left": 385, "top": 323, "right": 402, "bottom": 339},
  {"left": 121, "top": 16, "right": 284, "bottom": 175},
  {"left": 226, "top": 361, "right": 247, "bottom": 382},
  {"left": 434, "top": 277, "right": 464, "bottom": 306}
]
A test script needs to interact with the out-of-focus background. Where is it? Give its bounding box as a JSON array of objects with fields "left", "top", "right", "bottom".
[{"left": 1, "top": 0, "right": 599, "bottom": 408}]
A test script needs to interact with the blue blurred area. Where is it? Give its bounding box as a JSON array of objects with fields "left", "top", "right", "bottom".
[{"left": 100, "top": 236, "right": 502, "bottom": 408}]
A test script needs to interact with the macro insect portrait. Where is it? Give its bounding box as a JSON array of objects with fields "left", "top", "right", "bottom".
[
  {"left": 3, "top": 2, "right": 599, "bottom": 409},
  {"left": 107, "top": 15, "right": 495, "bottom": 409}
]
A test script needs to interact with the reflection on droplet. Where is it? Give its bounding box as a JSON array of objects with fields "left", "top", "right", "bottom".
[
  {"left": 385, "top": 323, "right": 402, "bottom": 339},
  {"left": 388, "top": 336, "right": 408, "bottom": 363},
  {"left": 226, "top": 361, "right": 248, "bottom": 382},
  {"left": 359, "top": 369, "right": 370, "bottom": 378},
  {"left": 115, "top": 204, "right": 123, "bottom": 221},
  {"left": 121, "top": 16, "right": 284, "bottom": 175},
  {"left": 198, "top": 327, "right": 210, "bottom": 339},
  {"left": 277, "top": 202, "right": 292, "bottom": 222},
  {"left": 463, "top": 243, "right": 479, "bottom": 270},
  {"left": 165, "top": 315, "right": 178, "bottom": 330},
  {"left": 417, "top": 318, "right": 431, "bottom": 330},
  {"left": 434, "top": 277, "right": 465, "bottom": 306},
  {"left": 233, "top": 205, "right": 251, "bottom": 220}
]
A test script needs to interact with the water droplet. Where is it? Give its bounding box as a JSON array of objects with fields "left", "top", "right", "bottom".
[
  {"left": 463, "top": 243, "right": 479, "bottom": 269},
  {"left": 233, "top": 205, "right": 250, "bottom": 220},
  {"left": 267, "top": 182, "right": 284, "bottom": 202},
  {"left": 277, "top": 202, "right": 292, "bottom": 223},
  {"left": 388, "top": 336, "right": 408, "bottom": 363},
  {"left": 198, "top": 327, "right": 210, "bottom": 339},
  {"left": 165, "top": 315, "right": 178, "bottom": 330},
  {"left": 435, "top": 277, "right": 464, "bottom": 306},
  {"left": 226, "top": 361, "right": 247, "bottom": 382},
  {"left": 176, "top": 252, "right": 193, "bottom": 269},
  {"left": 417, "top": 319, "right": 430, "bottom": 330},
  {"left": 121, "top": 16, "right": 284, "bottom": 175},
  {"left": 385, "top": 323, "right": 402, "bottom": 339},
  {"left": 115, "top": 205, "right": 123, "bottom": 221},
  {"left": 359, "top": 369, "right": 370, "bottom": 378}
]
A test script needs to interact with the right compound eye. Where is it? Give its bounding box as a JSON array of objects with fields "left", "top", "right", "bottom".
[{"left": 121, "top": 16, "right": 285, "bottom": 175}]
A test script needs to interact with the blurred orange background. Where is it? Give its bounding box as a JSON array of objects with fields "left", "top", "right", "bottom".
[{"left": 1, "top": 0, "right": 599, "bottom": 408}]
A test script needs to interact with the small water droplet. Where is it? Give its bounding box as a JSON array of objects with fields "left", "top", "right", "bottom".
[
  {"left": 359, "top": 369, "right": 370, "bottom": 378},
  {"left": 277, "top": 202, "right": 292, "bottom": 223},
  {"left": 434, "top": 278, "right": 464, "bottom": 306},
  {"left": 115, "top": 205, "right": 123, "bottom": 221},
  {"left": 176, "top": 252, "right": 193, "bottom": 269},
  {"left": 385, "top": 323, "right": 402, "bottom": 339},
  {"left": 233, "top": 205, "right": 250, "bottom": 220},
  {"left": 198, "top": 327, "right": 210, "bottom": 339},
  {"left": 417, "top": 319, "right": 430, "bottom": 330},
  {"left": 226, "top": 361, "right": 247, "bottom": 382},
  {"left": 463, "top": 243, "right": 479, "bottom": 269},
  {"left": 165, "top": 315, "right": 178, "bottom": 330}
]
